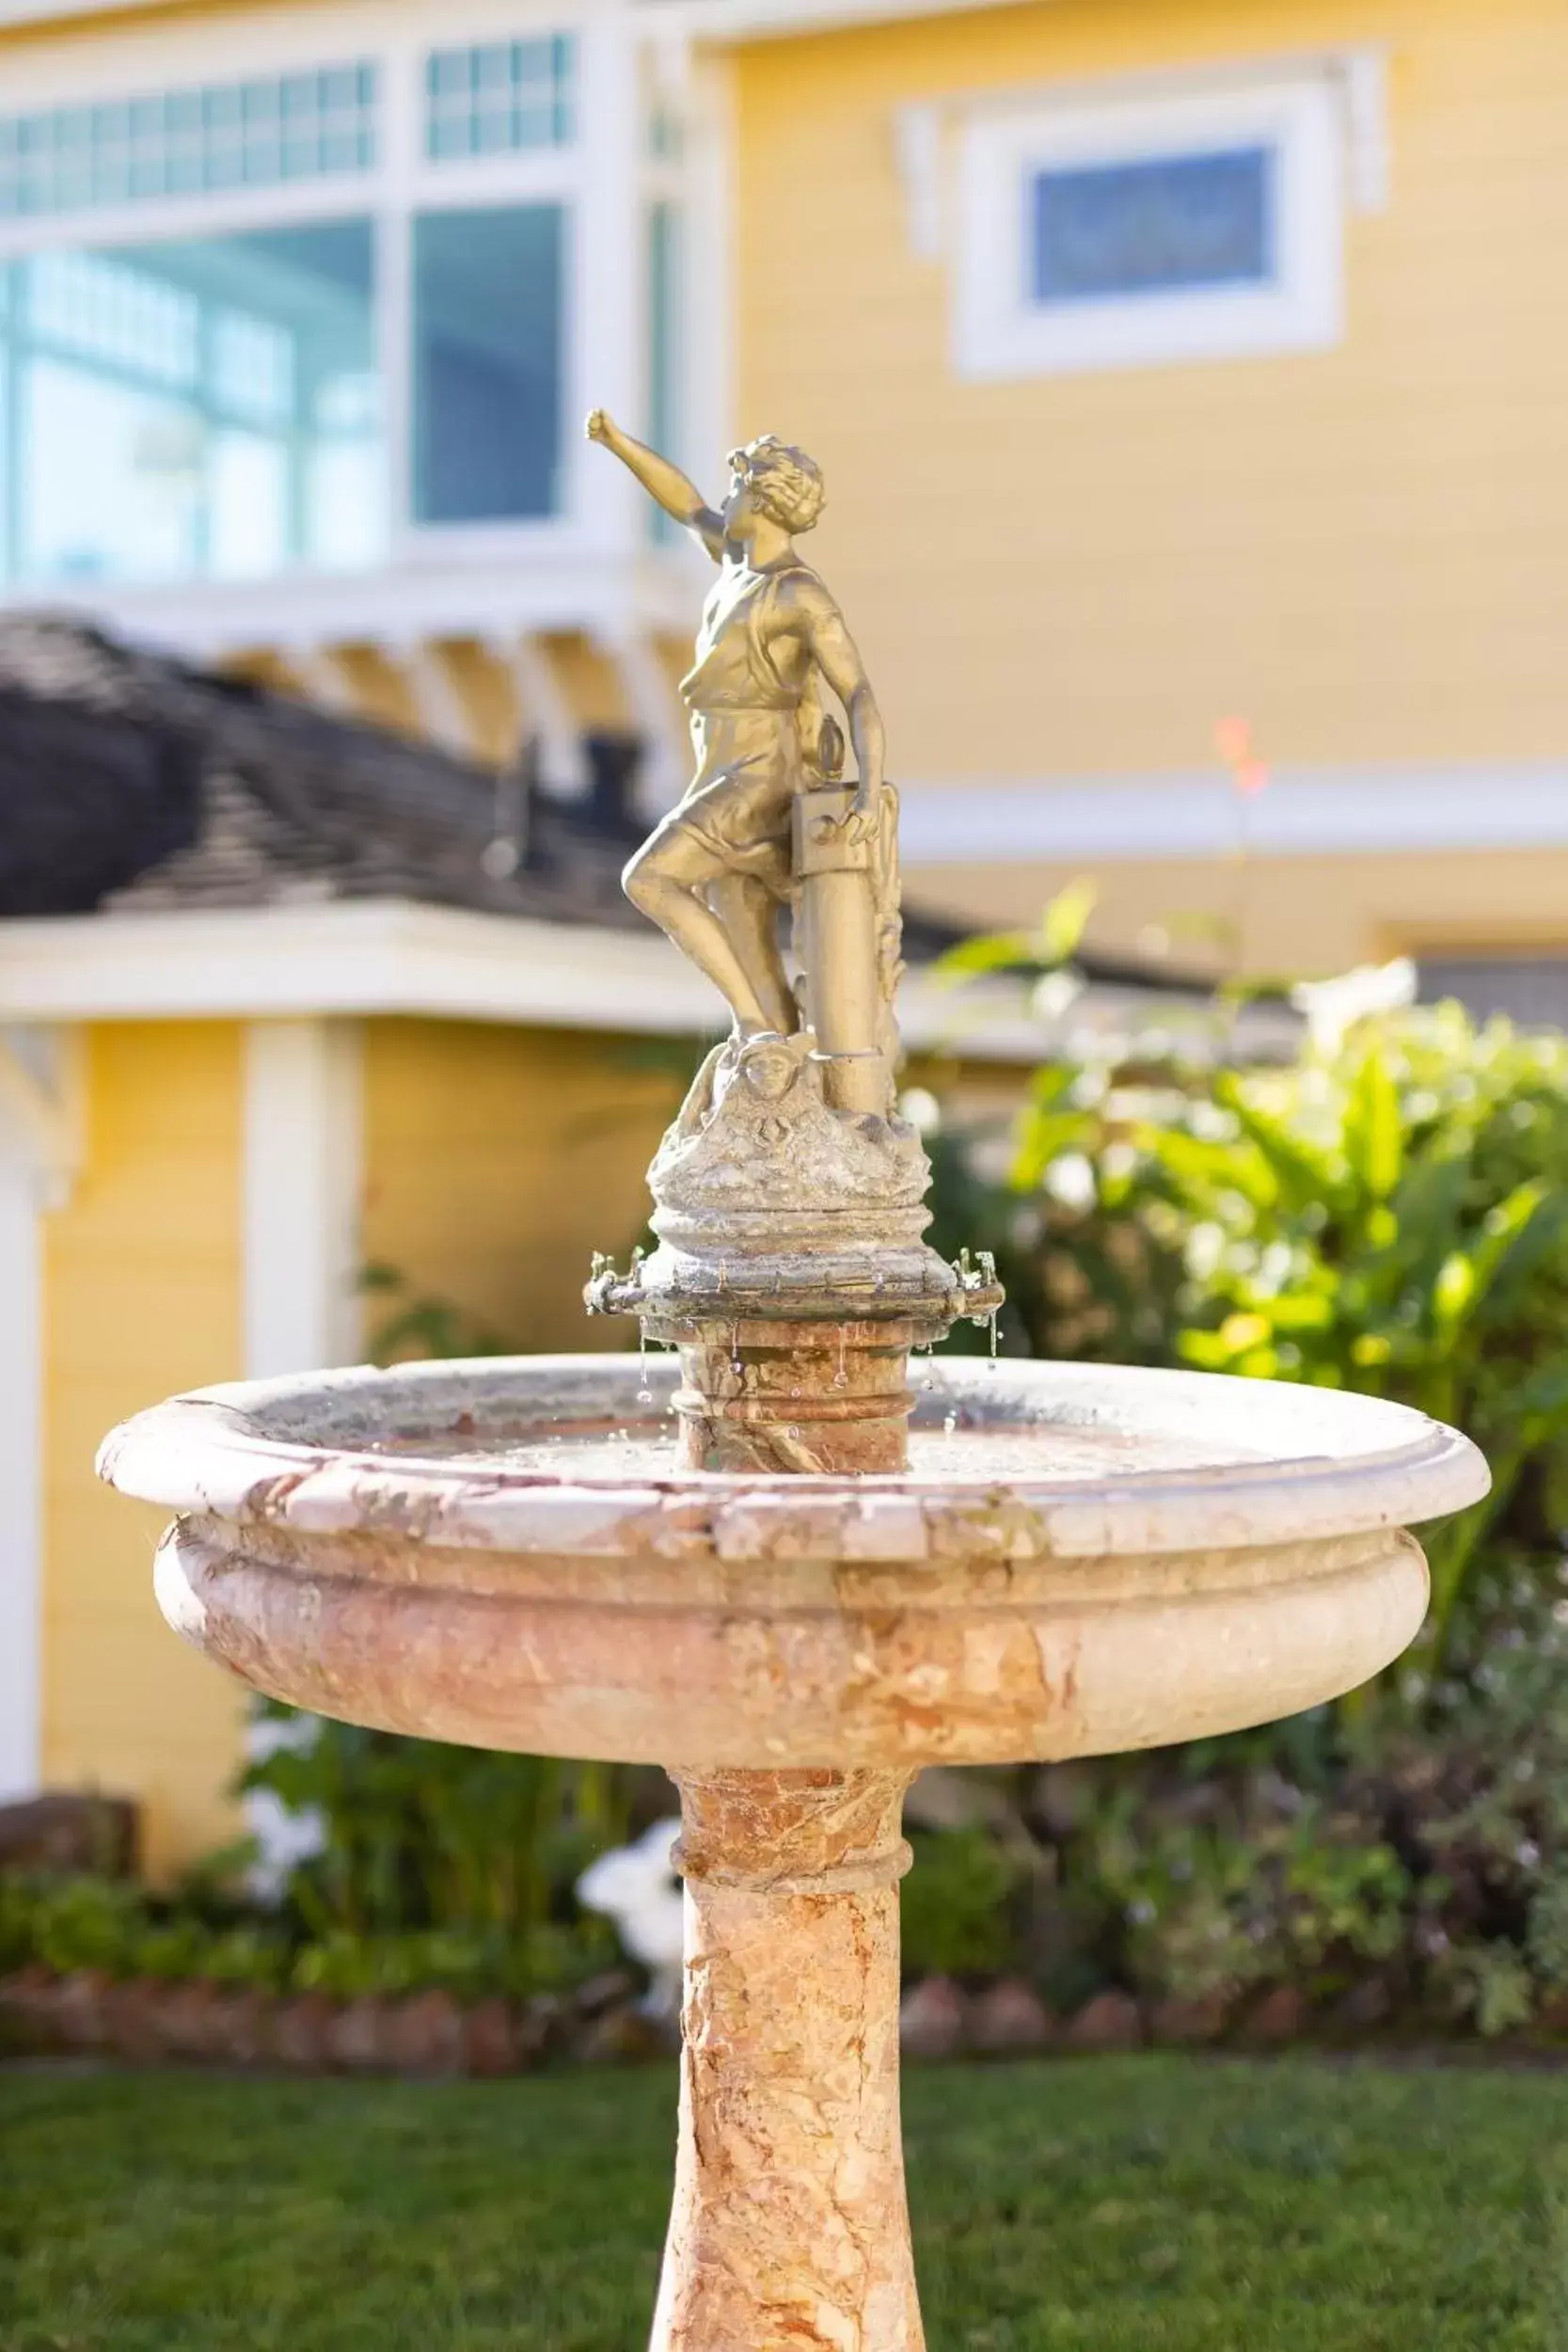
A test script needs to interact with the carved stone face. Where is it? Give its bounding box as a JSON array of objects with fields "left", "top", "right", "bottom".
[{"left": 721, "top": 471, "right": 767, "bottom": 542}]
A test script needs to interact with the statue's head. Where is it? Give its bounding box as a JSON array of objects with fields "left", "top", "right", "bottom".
[{"left": 723, "top": 436, "right": 826, "bottom": 539}]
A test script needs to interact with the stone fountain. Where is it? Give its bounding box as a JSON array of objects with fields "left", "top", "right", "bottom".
[{"left": 101, "top": 418, "right": 1489, "bottom": 2351}]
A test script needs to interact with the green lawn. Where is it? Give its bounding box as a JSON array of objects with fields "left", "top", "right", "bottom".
[{"left": 1, "top": 2057, "right": 1564, "bottom": 2350}]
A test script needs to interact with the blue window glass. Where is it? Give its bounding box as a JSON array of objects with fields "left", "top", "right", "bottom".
[
  {"left": 0, "top": 63, "right": 376, "bottom": 222},
  {"left": 0, "top": 219, "right": 384, "bottom": 589},
  {"left": 412, "top": 205, "right": 562, "bottom": 525},
  {"left": 423, "top": 36, "right": 575, "bottom": 162},
  {"left": 1030, "top": 145, "right": 1273, "bottom": 306}
]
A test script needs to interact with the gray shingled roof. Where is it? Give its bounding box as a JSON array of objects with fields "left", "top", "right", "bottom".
[
  {"left": 0, "top": 613, "right": 1245, "bottom": 1009},
  {"left": 0, "top": 614, "right": 644, "bottom": 926}
]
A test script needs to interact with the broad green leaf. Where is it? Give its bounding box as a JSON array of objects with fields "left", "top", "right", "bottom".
[
  {"left": 1469, "top": 1181, "right": 1568, "bottom": 1315},
  {"left": 1343, "top": 1049, "right": 1403, "bottom": 1200},
  {"left": 1432, "top": 1251, "right": 1476, "bottom": 1330},
  {"left": 1213, "top": 1073, "right": 1342, "bottom": 1215},
  {"left": 1136, "top": 1124, "right": 1280, "bottom": 1215},
  {"left": 930, "top": 928, "right": 1039, "bottom": 984},
  {"left": 1038, "top": 877, "right": 1098, "bottom": 965},
  {"left": 1260, "top": 1290, "right": 1336, "bottom": 1333}
]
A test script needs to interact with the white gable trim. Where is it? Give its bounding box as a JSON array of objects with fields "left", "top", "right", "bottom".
[
  {"left": 895, "top": 766, "right": 1568, "bottom": 867},
  {"left": 0, "top": 897, "right": 1056, "bottom": 1056}
]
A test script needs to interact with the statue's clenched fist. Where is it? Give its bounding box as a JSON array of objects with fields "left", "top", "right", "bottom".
[{"left": 585, "top": 407, "right": 617, "bottom": 445}]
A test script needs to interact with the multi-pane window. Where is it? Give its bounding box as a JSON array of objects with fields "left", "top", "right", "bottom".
[
  {"left": 957, "top": 79, "right": 1343, "bottom": 379},
  {"left": 0, "top": 65, "right": 377, "bottom": 220},
  {"left": 1030, "top": 148, "right": 1274, "bottom": 306},
  {"left": 423, "top": 37, "right": 575, "bottom": 162},
  {"left": 0, "top": 222, "right": 383, "bottom": 586},
  {"left": 0, "top": 26, "right": 686, "bottom": 584}
]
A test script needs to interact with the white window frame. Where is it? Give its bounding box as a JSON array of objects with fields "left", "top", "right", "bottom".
[
  {"left": 955, "top": 74, "right": 1345, "bottom": 382},
  {"left": 0, "top": 0, "right": 685, "bottom": 593}
]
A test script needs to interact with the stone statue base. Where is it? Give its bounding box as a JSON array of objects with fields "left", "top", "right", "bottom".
[
  {"left": 592, "top": 1032, "right": 981, "bottom": 1327},
  {"left": 586, "top": 1034, "right": 1003, "bottom": 1470}
]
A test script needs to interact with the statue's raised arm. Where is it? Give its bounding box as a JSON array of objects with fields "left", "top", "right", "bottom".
[{"left": 585, "top": 409, "right": 725, "bottom": 561}]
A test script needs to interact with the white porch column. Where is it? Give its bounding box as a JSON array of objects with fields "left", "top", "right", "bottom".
[
  {"left": 0, "top": 1027, "right": 82, "bottom": 1803},
  {"left": 242, "top": 1019, "right": 363, "bottom": 1377},
  {"left": 241, "top": 1018, "right": 362, "bottom": 1886}
]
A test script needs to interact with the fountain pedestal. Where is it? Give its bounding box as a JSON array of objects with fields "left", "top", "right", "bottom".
[{"left": 656, "top": 1768, "right": 919, "bottom": 2352}]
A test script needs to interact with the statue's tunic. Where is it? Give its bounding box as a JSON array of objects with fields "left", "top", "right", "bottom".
[{"left": 647, "top": 560, "right": 822, "bottom": 894}]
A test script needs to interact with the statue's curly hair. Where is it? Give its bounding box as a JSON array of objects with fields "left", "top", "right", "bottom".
[{"left": 727, "top": 435, "right": 826, "bottom": 533}]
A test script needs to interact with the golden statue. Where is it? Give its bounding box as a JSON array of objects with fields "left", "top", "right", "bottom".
[{"left": 586, "top": 411, "right": 901, "bottom": 1116}]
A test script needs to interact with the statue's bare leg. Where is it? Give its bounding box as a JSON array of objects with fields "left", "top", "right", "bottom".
[
  {"left": 708, "top": 875, "right": 794, "bottom": 1036},
  {"left": 625, "top": 831, "right": 775, "bottom": 1036}
]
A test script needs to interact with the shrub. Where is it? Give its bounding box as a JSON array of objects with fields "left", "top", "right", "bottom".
[{"left": 927, "top": 980, "right": 1568, "bottom": 1668}]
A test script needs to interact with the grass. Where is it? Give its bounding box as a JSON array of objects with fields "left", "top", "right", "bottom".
[{"left": 1, "top": 2056, "right": 1565, "bottom": 2349}]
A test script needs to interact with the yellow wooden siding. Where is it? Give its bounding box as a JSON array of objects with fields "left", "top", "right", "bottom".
[
  {"left": 41, "top": 1022, "right": 246, "bottom": 1878},
  {"left": 734, "top": 0, "right": 1568, "bottom": 841},
  {"left": 361, "top": 1019, "right": 682, "bottom": 1354},
  {"left": 917, "top": 843, "right": 1568, "bottom": 977},
  {"left": 736, "top": 0, "right": 1568, "bottom": 775}
]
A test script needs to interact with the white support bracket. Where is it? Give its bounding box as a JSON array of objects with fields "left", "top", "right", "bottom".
[
  {"left": 493, "top": 632, "right": 589, "bottom": 800},
  {"left": 388, "top": 637, "right": 484, "bottom": 765},
  {"left": 596, "top": 628, "right": 687, "bottom": 813},
  {"left": 286, "top": 644, "right": 361, "bottom": 719},
  {"left": 894, "top": 103, "right": 946, "bottom": 262}
]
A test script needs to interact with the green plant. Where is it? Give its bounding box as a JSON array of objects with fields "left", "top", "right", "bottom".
[
  {"left": 241, "top": 1709, "right": 632, "bottom": 1989},
  {"left": 900, "top": 1825, "right": 1022, "bottom": 1978},
  {"left": 0, "top": 1871, "right": 293, "bottom": 1991},
  {"left": 1080, "top": 1782, "right": 1410, "bottom": 2008},
  {"left": 930, "top": 944, "right": 1568, "bottom": 1666},
  {"left": 359, "top": 1262, "right": 514, "bottom": 1362}
]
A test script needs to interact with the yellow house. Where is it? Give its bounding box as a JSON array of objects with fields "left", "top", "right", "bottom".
[
  {"left": 1, "top": 0, "right": 1562, "bottom": 1867},
  {"left": 712, "top": 0, "right": 1568, "bottom": 1006}
]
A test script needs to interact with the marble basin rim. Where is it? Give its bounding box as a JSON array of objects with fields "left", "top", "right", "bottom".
[{"left": 99, "top": 1353, "right": 1490, "bottom": 1772}]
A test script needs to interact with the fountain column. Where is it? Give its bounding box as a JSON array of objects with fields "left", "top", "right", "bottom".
[{"left": 654, "top": 1767, "right": 922, "bottom": 2352}]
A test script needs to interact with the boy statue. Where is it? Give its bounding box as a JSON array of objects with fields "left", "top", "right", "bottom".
[{"left": 586, "top": 410, "right": 893, "bottom": 1060}]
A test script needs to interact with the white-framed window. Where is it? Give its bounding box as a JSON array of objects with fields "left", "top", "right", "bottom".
[
  {"left": 955, "top": 75, "right": 1344, "bottom": 380},
  {"left": 0, "top": 63, "right": 379, "bottom": 221},
  {"left": 0, "top": 16, "right": 690, "bottom": 596}
]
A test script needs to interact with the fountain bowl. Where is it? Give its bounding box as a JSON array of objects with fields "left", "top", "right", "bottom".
[{"left": 99, "top": 1353, "right": 1488, "bottom": 1771}]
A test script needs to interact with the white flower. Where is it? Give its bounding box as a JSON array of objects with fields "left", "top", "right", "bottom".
[
  {"left": 1044, "top": 1152, "right": 1096, "bottom": 1213},
  {"left": 577, "top": 1818, "right": 685, "bottom": 2016},
  {"left": 1291, "top": 958, "right": 1417, "bottom": 1054}
]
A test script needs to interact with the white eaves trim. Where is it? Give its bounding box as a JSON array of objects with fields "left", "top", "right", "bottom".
[
  {"left": 896, "top": 766, "right": 1568, "bottom": 866},
  {"left": 0, "top": 897, "right": 1057, "bottom": 1059}
]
